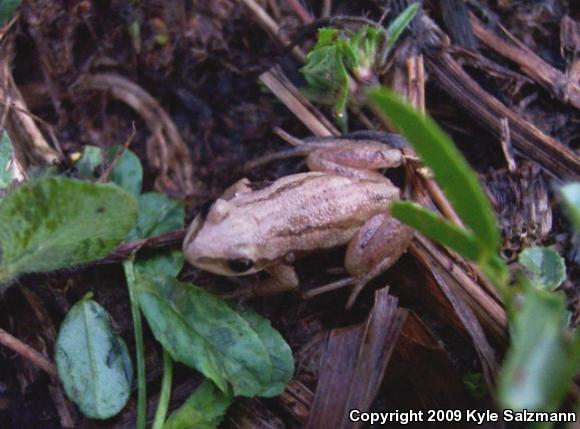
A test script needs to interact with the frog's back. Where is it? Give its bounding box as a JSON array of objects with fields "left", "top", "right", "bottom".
[{"left": 232, "top": 172, "right": 399, "bottom": 258}]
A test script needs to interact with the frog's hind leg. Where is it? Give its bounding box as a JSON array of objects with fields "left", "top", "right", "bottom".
[
  {"left": 344, "top": 214, "right": 414, "bottom": 308},
  {"left": 303, "top": 214, "right": 413, "bottom": 307},
  {"left": 306, "top": 140, "right": 403, "bottom": 181}
]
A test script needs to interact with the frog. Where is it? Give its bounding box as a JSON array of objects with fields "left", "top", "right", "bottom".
[{"left": 183, "top": 133, "right": 414, "bottom": 308}]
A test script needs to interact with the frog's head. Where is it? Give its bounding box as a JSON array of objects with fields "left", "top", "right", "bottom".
[{"left": 183, "top": 199, "right": 266, "bottom": 276}]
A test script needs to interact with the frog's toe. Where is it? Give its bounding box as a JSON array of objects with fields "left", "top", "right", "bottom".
[{"left": 301, "top": 277, "right": 356, "bottom": 300}]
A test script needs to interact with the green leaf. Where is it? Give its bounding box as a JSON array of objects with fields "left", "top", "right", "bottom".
[
  {"left": 238, "top": 309, "right": 294, "bottom": 397},
  {"left": 164, "top": 379, "right": 233, "bottom": 429},
  {"left": 0, "top": 133, "right": 13, "bottom": 189},
  {"left": 561, "top": 183, "right": 580, "bottom": 232},
  {"left": 498, "top": 289, "right": 580, "bottom": 411},
  {"left": 301, "top": 29, "right": 351, "bottom": 127},
  {"left": 129, "top": 192, "right": 185, "bottom": 277},
  {"left": 55, "top": 295, "right": 133, "bottom": 419},
  {"left": 519, "top": 247, "right": 566, "bottom": 291},
  {"left": 135, "top": 275, "right": 293, "bottom": 397},
  {"left": 0, "top": 177, "right": 138, "bottom": 284},
  {"left": 368, "top": 87, "right": 500, "bottom": 255},
  {"left": 386, "top": 2, "right": 419, "bottom": 48},
  {"left": 391, "top": 201, "right": 483, "bottom": 261},
  {"left": 106, "top": 146, "right": 143, "bottom": 197},
  {"left": 76, "top": 146, "right": 102, "bottom": 179},
  {"left": 128, "top": 192, "right": 184, "bottom": 240},
  {"left": 0, "top": 0, "right": 20, "bottom": 26}
]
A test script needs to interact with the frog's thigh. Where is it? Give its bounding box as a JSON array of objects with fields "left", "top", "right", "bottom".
[
  {"left": 306, "top": 142, "right": 403, "bottom": 179},
  {"left": 345, "top": 213, "right": 414, "bottom": 278},
  {"left": 251, "top": 262, "right": 299, "bottom": 296}
]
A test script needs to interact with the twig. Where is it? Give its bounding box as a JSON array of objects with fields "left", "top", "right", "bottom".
[
  {"left": 286, "top": 0, "right": 313, "bottom": 24},
  {"left": 99, "top": 229, "right": 186, "bottom": 265},
  {"left": 419, "top": 15, "right": 580, "bottom": 180},
  {"left": 471, "top": 15, "right": 580, "bottom": 111},
  {"left": 0, "top": 327, "right": 57, "bottom": 378},
  {"left": 260, "top": 67, "right": 338, "bottom": 136},
  {"left": 320, "top": 0, "right": 332, "bottom": 18},
  {"left": 97, "top": 122, "right": 136, "bottom": 183},
  {"left": 240, "top": 0, "right": 305, "bottom": 61},
  {"left": 500, "top": 117, "right": 516, "bottom": 172},
  {"left": 321, "top": 0, "right": 332, "bottom": 18}
]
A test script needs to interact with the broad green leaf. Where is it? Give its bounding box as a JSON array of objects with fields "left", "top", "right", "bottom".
[
  {"left": 561, "top": 183, "right": 580, "bottom": 232},
  {"left": 55, "top": 295, "right": 133, "bottom": 419},
  {"left": 0, "top": 0, "right": 20, "bottom": 25},
  {"left": 519, "top": 247, "right": 566, "bottom": 291},
  {"left": 135, "top": 275, "right": 291, "bottom": 397},
  {"left": 386, "top": 3, "right": 419, "bottom": 48},
  {"left": 106, "top": 146, "right": 143, "bottom": 197},
  {"left": 0, "top": 133, "right": 13, "bottom": 189},
  {"left": 76, "top": 145, "right": 102, "bottom": 179},
  {"left": 129, "top": 192, "right": 185, "bottom": 277},
  {"left": 238, "top": 310, "right": 294, "bottom": 397},
  {"left": 368, "top": 88, "right": 500, "bottom": 255},
  {"left": 391, "top": 201, "right": 482, "bottom": 261},
  {"left": 164, "top": 379, "right": 233, "bottom": 429},
  {"left": 498, "top": 289, "right": 580, "bottom": 411},
  {"left": 128, "top": 192, "right": 184, "bottom": 240},
  {"left": 0, "top": 177, "right": 138, "bottom": 283}
]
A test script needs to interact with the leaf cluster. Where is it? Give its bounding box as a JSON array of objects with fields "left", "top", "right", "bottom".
[
  {"left": 301, "top": 3, "right": 418, "bottom": 131},
  {"left": 0, "top": 141, "right": 293, "bottom": 427}
]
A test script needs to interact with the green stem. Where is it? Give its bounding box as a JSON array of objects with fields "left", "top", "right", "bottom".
[
  {"left": 152, "top": 349, "right": 173, "bottom": 429},
  {"left": 123, "top": 259, "right": 147, "bottom": 429}
]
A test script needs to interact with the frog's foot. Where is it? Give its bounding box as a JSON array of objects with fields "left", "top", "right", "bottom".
[
  {"left": 221, "top": 263, "right": 299, "bottom": 299},
  {"left": 301, "top": 277, "right": 356, "bottom": 300},
  {"left": 299, "top": 275, "right": 376, "bottom": 309}
]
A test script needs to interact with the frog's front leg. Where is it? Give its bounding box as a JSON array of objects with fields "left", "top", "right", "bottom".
[
  {"left": 306, "top": 140, "right": 403, "bottom": 180},
  {"left": 226, "top": 262, "right": 299, "bottom": 299},
  {"left": 344, "top": 213, "right": 414, "bottom": 308}
]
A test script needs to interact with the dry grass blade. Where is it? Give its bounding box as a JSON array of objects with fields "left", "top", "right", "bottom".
[
  {"left": 241, "top": 0, "right": 305, "bottom": 60},
  {"left": 0, "top": 34, "right": 58, "bottom": 173},
  {"left": 277, "top": 380, "right": 313, "bottom": 423},
  {"left": 410, "top": 235, "right": 508, "bottom": 343},
  {"left": 305, "top": 288, "right": 407, "bottom": 429},
  {"left": 429, "top": 268, "right": 498, "bottom": 387},
  {"left": 260, "top": 66, "right": 339, "bottom": 137}
]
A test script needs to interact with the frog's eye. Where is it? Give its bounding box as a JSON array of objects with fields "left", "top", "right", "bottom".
[{"left": 227, "top": 258, "right": 255, "bottom": 273}]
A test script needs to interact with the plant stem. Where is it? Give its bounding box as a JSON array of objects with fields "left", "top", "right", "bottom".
[
  {"left": 123, "top": 259, "right": 147, "bottom": 429},
  {"left": 152, "top": 349, "right": 173, "bottom": 429}
]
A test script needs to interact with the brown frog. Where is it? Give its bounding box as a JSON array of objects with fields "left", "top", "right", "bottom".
[{"left": 183, "top": 135, "right": 414, "bottom": 307}]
